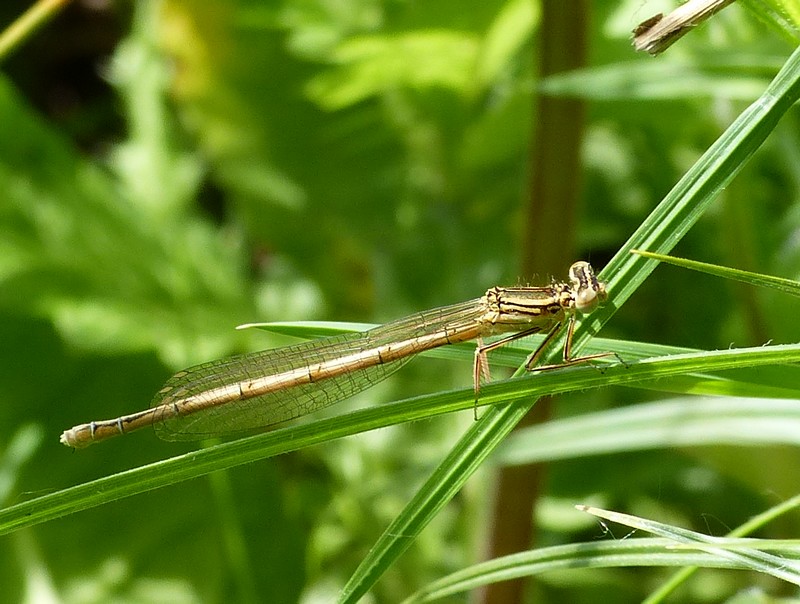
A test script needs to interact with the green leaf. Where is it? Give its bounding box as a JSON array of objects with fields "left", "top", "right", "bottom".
[
  {"left": 306, "top": 31, "right": 480, "bottom": 110},
  {"left": 496, "top": 397, "right": 800, "bottom": 465},
  {"left": 474, "top": 0, "right": 539, "bottom": 88},
  {"left": 631, "top": 249, "right": 800, "bottom": 296},
  {"left": 579, "top": 505, "right": 800, "bottom": 585},
  {"left": 541, "top": 57, "right": 781, "bottom": 101}
]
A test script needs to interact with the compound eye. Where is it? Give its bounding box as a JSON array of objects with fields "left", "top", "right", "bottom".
[
  {"left": 575, "top": 287, "right": 599, "bottom": 312},
  {"left": 569, "top": 262, "right": 607, "bottom": 313}
]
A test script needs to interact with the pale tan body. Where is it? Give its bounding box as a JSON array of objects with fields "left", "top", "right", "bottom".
[{"left": 61, "top": 261, "right": 607, "bottom": 448}]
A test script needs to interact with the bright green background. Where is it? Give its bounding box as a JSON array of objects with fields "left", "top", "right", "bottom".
[{"left": 2, "top": 1, "right": 800, "bottom": 602}]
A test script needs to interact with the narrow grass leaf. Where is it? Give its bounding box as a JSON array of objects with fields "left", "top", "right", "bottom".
[
  {"left": 578, "top": 505, "right": 800, "bottom": 585},
  {"left": 632, "top": 249, "right": 800, "bottom": 296},
  {"left": 338, "top": 44, "right": 800, "bottom": 602}
]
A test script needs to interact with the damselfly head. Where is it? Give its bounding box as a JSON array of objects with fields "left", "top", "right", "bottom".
[{"left": 569, "top": 261, "right": 607, "bottom": 313}]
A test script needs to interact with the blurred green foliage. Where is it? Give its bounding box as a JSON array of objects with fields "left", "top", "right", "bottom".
[{"left": 2, "top": 0, "right": 800, "bottom": 602}]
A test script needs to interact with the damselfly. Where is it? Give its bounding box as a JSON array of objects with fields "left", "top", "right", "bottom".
[{"left": 61, "top": 261, "right": 613, "bottom": 448}]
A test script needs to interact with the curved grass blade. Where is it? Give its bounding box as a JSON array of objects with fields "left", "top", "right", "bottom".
[
  {"left": 631, "top": 249, "right": 800, "bottom": 297},
  {"left": 404, "top": 495, "right": 800, "bottom": 604},
  {"left": 337, "top": 44, "right": 800, "bottom": 602}
]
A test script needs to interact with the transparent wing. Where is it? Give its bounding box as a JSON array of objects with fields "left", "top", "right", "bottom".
[{"left": 152, "top": 298, "right": 487, "bottom": 441}]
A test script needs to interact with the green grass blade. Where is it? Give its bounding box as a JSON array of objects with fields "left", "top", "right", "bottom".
[
  {"left": 404, "top": 495, "right": 800, "bottom": 603},
  {"left": 337, "top": 44, "right": 800, "bottom": 602},
  {"left": 0, "top": 0, "right": 69, "bottom": 62},
  {"left": 3, "top": 343, "right": 800, "bottom": 537},
  {"left": 401, "top": 539, "right": 747, "bottom": 603},
  {"left": 495, "top": 396, "right": 800, "bottom": 465},
  {"left": 255, "top": 322, "right": 800, "bottom": 399},
  {"left": 579, "top": 505, "right": 800, "bottom": 585},
  {"left": 632, "top": 249, "right": 800, "bottom": 296},
  {"left": 644, "top": 493, "right": 800, "bottom": 602}
]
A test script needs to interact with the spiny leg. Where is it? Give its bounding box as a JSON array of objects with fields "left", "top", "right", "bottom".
[
  {"left": 526, "top": 314, "right": 624, "bottom": 372},
  {"left": 471, "top": 325, "right": 546, "bottom": 419}
]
